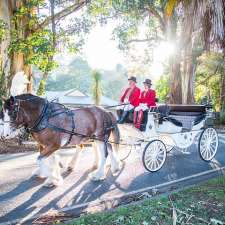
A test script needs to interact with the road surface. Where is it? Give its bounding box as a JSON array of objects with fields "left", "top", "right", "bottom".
[{"left": 0, "top": 133, "right": 225, "bottom": 224}]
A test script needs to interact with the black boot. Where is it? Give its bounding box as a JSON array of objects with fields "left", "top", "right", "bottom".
[
  {"left": 140, "top": 110, "right": 148, "bottom": 131},
  {"left": 117, "top": 110, "right": 129, "bottom": 124},
  {"left": 116, "top": 109, "right": 123, "bottom": 120}
]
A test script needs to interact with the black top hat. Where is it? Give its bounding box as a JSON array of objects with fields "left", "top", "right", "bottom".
[
  {"left": 143, "top": 79, "right": 152, "bottom": 86},
  {"left": 128, "top": 76, "right": 137, "bottom": 83}
]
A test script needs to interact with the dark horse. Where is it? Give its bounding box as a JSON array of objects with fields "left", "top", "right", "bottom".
[{"left": 1, "top": 94, "right": 121, "bottom": 187}]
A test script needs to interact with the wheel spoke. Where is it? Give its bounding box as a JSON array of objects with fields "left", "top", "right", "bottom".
[
  {"left": 143, "top": 140, "right": 166, "bottom": 172},
  {"left": 199, "top": 128, "right": 218, "bottom": 161}
]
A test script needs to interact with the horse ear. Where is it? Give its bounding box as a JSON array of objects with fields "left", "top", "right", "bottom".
[{"left": 10, "top": 96, "right": 15, "bottom": 105}]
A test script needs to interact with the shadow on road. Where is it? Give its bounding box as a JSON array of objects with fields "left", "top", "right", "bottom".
[{"left": 0, "top": 177, "right": 41, "bottom": 202}]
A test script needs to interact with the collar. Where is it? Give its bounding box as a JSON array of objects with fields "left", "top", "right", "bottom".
[{"left": 28, "top": 100, "right": 49, "bottom": 132}]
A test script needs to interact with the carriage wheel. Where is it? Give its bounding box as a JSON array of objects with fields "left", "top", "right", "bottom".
[
  {"left": 198, "top": 127, "right": 218, "bottom": 161},
  {"left": 142, "top": 140, "right": 167, "bottom": 172}
]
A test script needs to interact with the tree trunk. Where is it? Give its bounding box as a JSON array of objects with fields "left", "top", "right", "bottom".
[
  {"left": 0, "top": 0, "right": 13, "bottom": 96},
  {"left": 0, "top": 0, "right": 32, "bottom": 95},
  {"left": 182, "top": 42, "right": 195, "bottom": 104},
  {"left": 180, "top": 0, "right": 195, "bottom": 104},
  {"left": 167, "top": 15, "right": 182, "bottom": 104},
  {"left": 169, "top": 53, "right": 182, "bottom": 104}
]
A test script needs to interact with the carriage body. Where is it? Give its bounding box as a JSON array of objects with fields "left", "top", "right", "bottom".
[{"left": 118, "top": 104, "right": 219, "bottom": 172}]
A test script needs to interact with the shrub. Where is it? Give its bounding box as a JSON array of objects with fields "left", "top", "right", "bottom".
[{"left": 220, "top": 112, "right": 225, "bottom": 125}]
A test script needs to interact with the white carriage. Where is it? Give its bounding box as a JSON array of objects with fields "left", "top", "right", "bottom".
[{"left": 118, "top": 104, "right": 219, "bottom": 172}]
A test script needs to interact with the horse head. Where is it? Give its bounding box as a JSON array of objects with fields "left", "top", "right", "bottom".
[{"left": 1, "top": 94, "right": 37, "bottom": 139}]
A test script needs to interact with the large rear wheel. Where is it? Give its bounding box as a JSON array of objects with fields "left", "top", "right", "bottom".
[
  {"left": 142, "top": 140, "right": 167, "bottom": 172},
  {"left": 198, "top": 127, "right": 218, "bottom": 161}
]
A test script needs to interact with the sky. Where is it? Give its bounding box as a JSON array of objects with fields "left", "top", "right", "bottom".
[
  {"left": 82, "top": 23, "right": 125, "bottom": 70},
  {"left": 81, "top": 23, "right": 174, "bottom": 80},
  {"left": 56, "top": 18, "right": 174, "bottom": 82},
  {"left": 40, "top": 3, "right": 175, "bottom": 82}
]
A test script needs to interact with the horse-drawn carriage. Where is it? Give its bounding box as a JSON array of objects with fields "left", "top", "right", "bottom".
[
  {"left": 117, "top": 104, "right": 219, "bottom": 172},
  {"left": 0, "top": 94, "right": 219, "bottom": 186}
]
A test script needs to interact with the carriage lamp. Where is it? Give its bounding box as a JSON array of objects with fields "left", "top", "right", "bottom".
[{"left": 205, "top": 106, "right": 214, "bottom": 127}]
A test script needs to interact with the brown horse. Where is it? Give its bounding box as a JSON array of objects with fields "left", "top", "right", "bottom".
[{"left": 1, "top": 94, "right": 121, "bottom": 187}]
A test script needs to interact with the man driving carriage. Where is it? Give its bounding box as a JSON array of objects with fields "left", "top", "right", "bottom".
[{"left": 117, "top": 76, "right": 140, "bottom": 124}]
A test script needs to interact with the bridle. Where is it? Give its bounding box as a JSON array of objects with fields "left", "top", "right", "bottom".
[{"left": 3, "top": 96, "right": 48, "bottom": 130}]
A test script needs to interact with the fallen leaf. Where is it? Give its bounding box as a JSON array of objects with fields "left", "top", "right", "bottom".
[
  {"left": 172, "top": 207, "right": 177, "bottom": 225},
  {"left": 210, "top": 218, "right": 225, "bottom": 225}
]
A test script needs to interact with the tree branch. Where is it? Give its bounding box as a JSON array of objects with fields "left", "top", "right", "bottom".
[
  {"left": 146, "top": 6, "right": 166, "bottom": 33},
  {"left": 39, "top": 0, "right": 91, "bottom": 28},
  {"left": 126, "top": 37, "right": 163, "bottom": 44}
]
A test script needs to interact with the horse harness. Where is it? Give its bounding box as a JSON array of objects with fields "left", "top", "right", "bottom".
[{"left": 12, "top": 98, "right": 114, "bottom": 148}]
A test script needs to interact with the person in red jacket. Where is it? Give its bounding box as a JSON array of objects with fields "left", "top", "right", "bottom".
[
  {"left": 134, "top": 79, "right": 156, "bottom": 129},
  {"left": 117, "top": 76, "right": 140, "bottom": 124}
]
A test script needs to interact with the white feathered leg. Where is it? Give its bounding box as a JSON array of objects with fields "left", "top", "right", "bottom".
[
  {"left": 67, "top": 146, "right": 81, "bottom": 171},
  {"left": 92, "top": 142, "right": 99, "bottom": 170},
  {"left": 41, "top": 154, "right": 63, "bottom": 187},
  {"left": 108, "top": 143, "right": 122, "bottom": 176},
  {"left": 32, "top": 155, "right": 48, "bottom": 178},
  {"left": 89, "top": 141, "right": 106, "bottom": 181}
]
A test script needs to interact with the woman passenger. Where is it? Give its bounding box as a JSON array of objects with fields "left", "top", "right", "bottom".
[{"left": 133, "top": 79, "right": 156, "bottom": 129}]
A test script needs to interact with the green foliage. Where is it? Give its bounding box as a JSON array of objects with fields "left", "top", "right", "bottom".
[
  {"left": 220, "top": 112, "right": 225, "bottom": 125},
  {"left": 9, "top": 0, "right": 57, "bottom": 73},
  {"left": 155, "top": 75, "right": 170, "bottom": 103},
  {"left": 67, "top": 176, "right": 225, "bottom": 225},
  {"left": 17, "top": 1, "right": 58, "bottom": 93},
  {"left": 195, "top": 52, "right": 225, "bottom": 111},
  {"left": 0, "top": 20, "right": 7, "bottom": 41},
  {"left": 10, "top": 29, "right": 57, "bottom": 72},
  {"left": 42, "top": 57, "right": 127, "bottom": 101},
  {"left": 44, "top": 57, "right": 92, "bottom": 93},
  {"left": 36, "top": 78, "right": 46, "bottom": 96},
  {"left": 87, "top": 0, "right": 163, "bottom": 50}
]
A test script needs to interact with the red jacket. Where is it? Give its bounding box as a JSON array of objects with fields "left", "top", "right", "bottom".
[
  {"left": 120, "top": 86, "right": 140, "bottom": 107},
  {"left": 140, "top": 89, "right": 156, "bottom": 107}
]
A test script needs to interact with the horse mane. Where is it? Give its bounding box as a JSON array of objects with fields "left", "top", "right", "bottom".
[{"left": 15, "top": 93, "right": 40, "bottom": 101}]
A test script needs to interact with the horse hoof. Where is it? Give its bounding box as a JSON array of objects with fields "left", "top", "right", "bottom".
[
  {"left": 88, "top": 171, "right": 105, "bottom": 181},
  {"left": 111, "top": 161, "right": 123, "bottom": 176},
  {"left": 112, "top": 169, "right": 120, "bottom": 177},
  {"left": 43, "top": 177, "right": 63, "bottom": 187},
  {"left": 67, "top": 167, "right": 74, "bottom": 172},
  {"left": 43, "top": 182, "right": 56, "bottom": 188}
]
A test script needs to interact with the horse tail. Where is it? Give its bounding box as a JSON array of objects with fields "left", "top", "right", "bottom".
[{"left": 108, "top": 112, "right": 120, "bottom": 152}]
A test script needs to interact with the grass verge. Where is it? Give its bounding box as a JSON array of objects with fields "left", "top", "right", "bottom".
[{"left": 65, "top": 176, "right": 225, "bottom": 225}]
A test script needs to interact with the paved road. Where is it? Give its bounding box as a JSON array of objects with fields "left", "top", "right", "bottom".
[{"left": 0, "top": 133, "right": 225, "bottom": 224}]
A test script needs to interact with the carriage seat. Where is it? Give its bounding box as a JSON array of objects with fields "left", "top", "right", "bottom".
[
  {"left": 156, "top": 104, "right": 207, "bottom": 130},
  {"left": 156, "top": 104, "right": 206, "bottom": 117},
  {"left": 168, "top": 104, "right": 206, "bottom": 116}
]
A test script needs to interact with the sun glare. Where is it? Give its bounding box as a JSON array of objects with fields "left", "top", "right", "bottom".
[
  {"left": 154, "top": 42, "right": 175, "bottom": 62},
  {"left": 150, "top": 42, "right": 175, "bottom": 79}
]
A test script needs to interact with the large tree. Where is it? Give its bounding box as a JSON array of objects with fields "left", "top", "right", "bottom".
[
  {"left": 86, "top": 0, "right": 225, "bottom": 104},
  {"left": 85, "top": 0, "right": 187, "bottom": 103},
  {"left": 168, "top": 0, "right": 225, "bottom": 103},
  {"left": 0, "top": 0, "right": 90, "bottom": 96}
]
